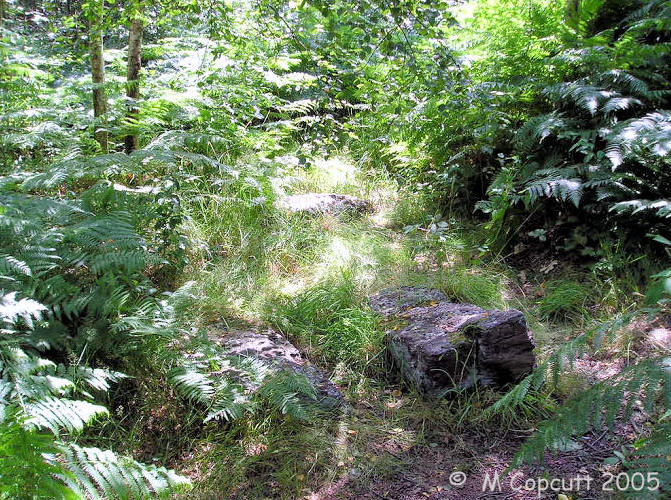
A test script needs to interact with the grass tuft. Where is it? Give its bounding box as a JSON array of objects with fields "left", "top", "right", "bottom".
[
  {"left": 438, "top": 266, "right": 508, "bottom": 309},
  {"left": 537, "top": 280, "right": 591, "bottom": 320},
  {"left": 266, "top": 270, "right": 385, "bottom": 372}
]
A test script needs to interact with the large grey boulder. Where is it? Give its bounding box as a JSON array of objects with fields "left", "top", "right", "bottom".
[
  {"left": 276, "top": 193, "right": 372, "bottom": 216},
  {"left": 369, "top": 287, "right": 535, "bottom": 395},
  {"left": 210, "top": 328, "right": 344, "bottom": 409}
]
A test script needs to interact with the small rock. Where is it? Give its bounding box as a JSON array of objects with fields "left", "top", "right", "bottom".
[
  {"left": 646, "top": 327, "right": 671, "bottom": 351},
  {"left": 212, "top": 328, "right": 344, "bottom": 409},
  {"left": 276, "top": 193, "right": 372, "bottom": 216}
]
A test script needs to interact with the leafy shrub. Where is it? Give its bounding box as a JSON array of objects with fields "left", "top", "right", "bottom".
[{"left": 474, "top": 0, "right": 671, "bottom": 254}]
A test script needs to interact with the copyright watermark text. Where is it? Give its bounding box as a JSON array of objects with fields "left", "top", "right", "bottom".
[{"left": 445, "top": 470, "right": 661, "bottom": 495}]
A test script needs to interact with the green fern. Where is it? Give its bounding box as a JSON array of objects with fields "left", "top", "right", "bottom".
[
  {"left": 169, "top": 358, "right": 255, "bottom": 423},
  {"left": 1, "top": 178, "right": 193, "bottom": 500},
  {"left": 57, "top": 443, "right": 191, "bottom": 500},
  {"left": 170, "top": 367, "right": 216, "bottom": 405},
  {"left": 488, "top": 299, "right": 671, "bottom": 496},
  {"left": 258, "top": 371, "right": 317, "bottom": 422},
  {"left": 24, "top": 398, "right": 109, "bottom": 435},
  {"left": 480, "top": 0, "right": 671, "bottom": 247},
  {"left": 626, "top": 419, "right": 671, "bottom": 499},
  {"left": 523, "top": 170, "right": 584, "bottom": 207},
  {"left": 611, "top": 199, "right": 671, "bottom": 219},
  {"left": 606, "top": 111, "right": 671, "bottom": 167},
  {"left": 169, "top": 346, "right": 320, "bottom": 424},
  {"left": 485, "top": 311, "right": 637, "bottom": 418},
  {"left": 0, "top": 413, "right": 76, "bottom": 500},
  {"left": 502, "top": 360, "right": 671, "bottom": 497}
]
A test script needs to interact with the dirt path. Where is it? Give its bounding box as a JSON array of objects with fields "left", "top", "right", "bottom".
[{"left": 308, "top": 422, "right": 632, "bottom": 500}]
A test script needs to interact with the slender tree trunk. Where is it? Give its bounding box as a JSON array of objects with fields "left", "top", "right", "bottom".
[
  {"left": 1, "top": 0, "right": 5, "bottom": 28},
  {"left": 124, "top": 15, "right": 143, "bottom": 153},
  {"left": 90, "top": 9, "right": 108, "bottom": 153}
]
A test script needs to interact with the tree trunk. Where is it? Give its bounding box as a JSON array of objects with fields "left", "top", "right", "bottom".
[
  {"left": 124, "top": 15, "right": 143, "bottom": 153},
  {"left": 90, "top": 12, "right": 108, "bottom": 153}
]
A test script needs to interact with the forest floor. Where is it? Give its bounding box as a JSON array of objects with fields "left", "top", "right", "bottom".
[
  {"left": 310, "top": 404, "right": 642, "bottom": 500},
  {"left": 170, "top": 152, "right": 660, "bottom": 500}
]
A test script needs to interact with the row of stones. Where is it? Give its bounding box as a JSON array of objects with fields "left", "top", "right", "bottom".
[{"left": 210, "top": 286, "right": 536, "bottom": 408}]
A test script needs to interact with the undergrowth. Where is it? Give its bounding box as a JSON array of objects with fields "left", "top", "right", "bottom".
[{"left": 2, "top": 0, "right": 670, "bottom": 497}]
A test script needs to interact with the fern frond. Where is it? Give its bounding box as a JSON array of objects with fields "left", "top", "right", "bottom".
[
  {"left": 204, "top": 380, "right": 251, "bottom": 423},
  {"left": 611, "top": 199, "right": 671, "bottom": 219},
  {"left": 0, "top": 254, "right": 33, "bottom": 278},
  {"left": 511, "top": 357, "right": 671, "bottom": 468},
  {"left": 515, "top": 113, "right": 569, "bottom": 154},
  {"left": 486, "top": 312, "right": 637, "bottom": 418},
  {"left": 596, "top": 70, "right": 649, "bottom": 97},
  {"left": 169, "top": 367, "right": 215, "bottom": 404},
  {"left": 24, "top": 397, "right": 108, "bottom": 435},
  {"left": 544, "top": 81, "right": 617, "bottom": 116},
  {"left": 0, "top": 413, "right": 75, "bottom": 500},
  {"left": 170, "top": 364, "right": 252, "bottom": 422},
  {"left": 626, "top": 419, "right": 671, "bottom": 498},
  {"left": 0, "top": 291, "right": 46, "bottom": 327},
  {"left": 88, "top": 250, "right": 148, "bottom": 275},
  {"left": 523, "top": 170, "right": 584, "bottom": 207},
  {"left": 57, "top": 443, "right": 191, "bottom": 499},
  {"left": 608, "top": 111, "right": 671, "bottom": 166},
  {"left": 601, "top": 96, "right": 643, "bottom": 114},
  {"left": 277, "top": 98, "right": 319, "bottom": 115},
  {"left": 257, "top": 371, "right": 317, "bottom": 421},
  {"left": 144, "top": 130, "right": 233, "bottom": 155},
  {"left": 62, "top": 365, "right": 127, "bottom": 395}
]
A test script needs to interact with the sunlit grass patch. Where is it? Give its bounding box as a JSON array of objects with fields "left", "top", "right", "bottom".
[
  {"left": 277, "top": 154, "right": 368, "bottom": 196},
  {"left": 536, "top": 279, "right": 592, "bottom": 320},
  {"left": 266, "top": 270, "right": 385, "bottom": 372},
  {"left": 304, "top": 222, "right": 414, "bottom": 289},
  {"left": 181, "top": 413, "right": 338, "bottom": 499},
  {"left": 309, "top": 156, "right": 359, "bottom": 191},
  {"left": 384, "top": 190, "right": 435, "bottom": 229},
  {"left": 431, "top": 266, "right": 508, "bottom": 309}
]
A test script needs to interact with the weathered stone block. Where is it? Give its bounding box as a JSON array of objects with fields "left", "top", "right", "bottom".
[
  {"left": 276, "top": 193, "right": 372, "bottom": 216},
  {"left": 369, "top": 287, "right": 535, "bottom": 395},
  {"left": 212, "top": 328, "right": 344, "bottom": 408}
]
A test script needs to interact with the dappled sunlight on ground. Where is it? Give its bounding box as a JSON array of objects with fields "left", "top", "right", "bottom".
[{"left": 311, "top": 157, "right": 359, "bottom": 190}]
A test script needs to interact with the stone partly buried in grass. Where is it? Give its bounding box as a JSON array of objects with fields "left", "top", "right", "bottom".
[
  {"left": 369, "top": 287, "right": 536, "bottom": 395},
  {"left": 212, "top": 328, "right": 344, "bottom": 409},
  {"left": 276, "top": 193, "right": 372, "bottom": 216}
]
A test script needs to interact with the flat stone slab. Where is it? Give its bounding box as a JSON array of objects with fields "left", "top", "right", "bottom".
[
  {"left": 211, "top": 328, "right": 343, "bottom": 409},
  {"left": 369, "top": 287, "right": 535, "bottom": 395},
  {"left": 276, "top": 193, "right": 372, "bottom": 216}
]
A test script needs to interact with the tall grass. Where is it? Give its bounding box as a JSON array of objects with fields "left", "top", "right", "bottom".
[{"left": 267, "top": 270, "right": 385, "bottom": 371}]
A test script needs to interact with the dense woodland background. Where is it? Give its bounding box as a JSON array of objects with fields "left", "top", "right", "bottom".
[{"left": 1, "top": 0, "right": 670, "bottom": 498}]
